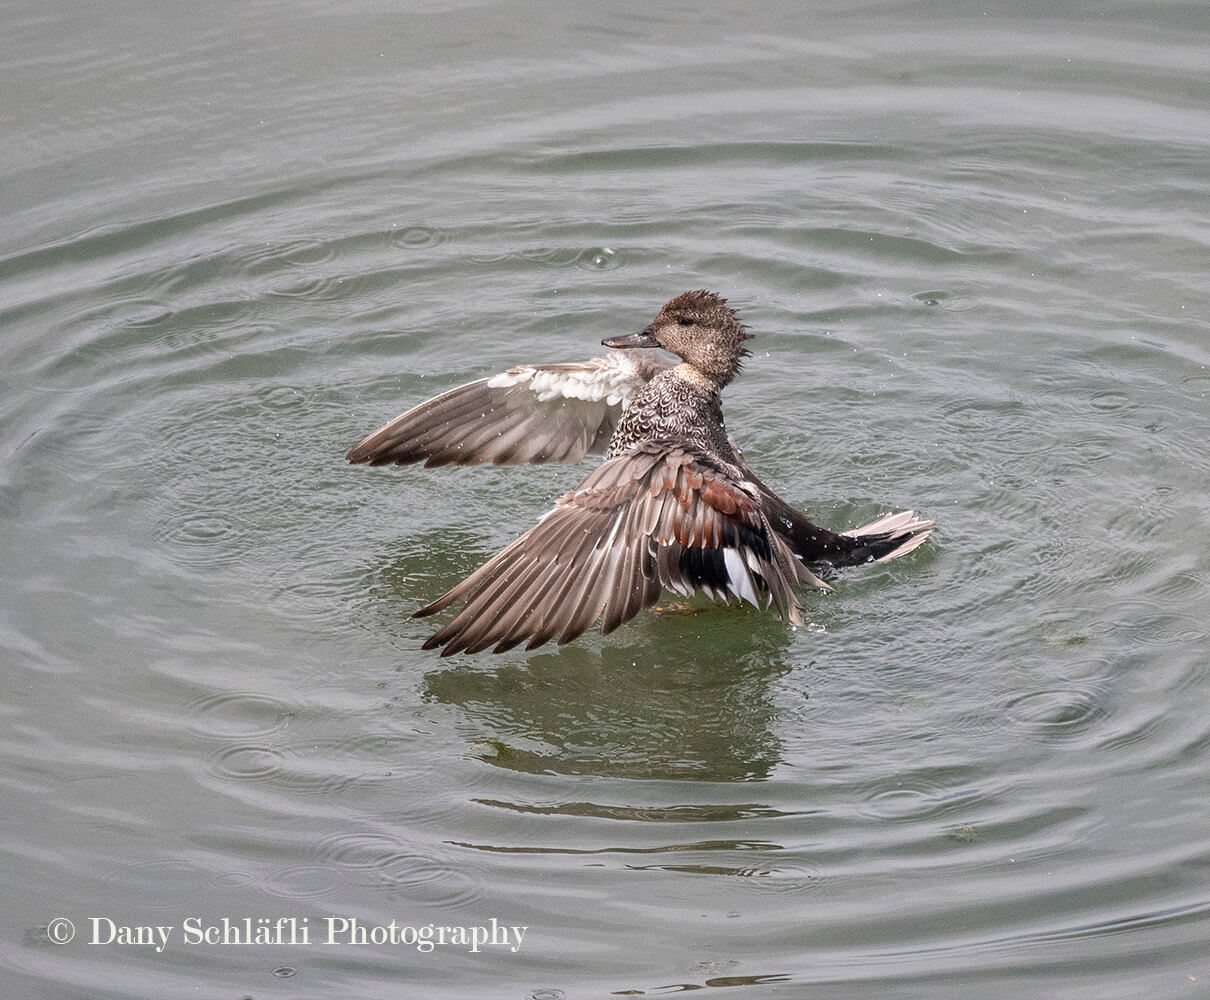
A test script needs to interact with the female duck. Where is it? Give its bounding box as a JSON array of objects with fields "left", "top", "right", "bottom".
[{"left": 347, "top": 290, "right": 932, "bottom": 655}]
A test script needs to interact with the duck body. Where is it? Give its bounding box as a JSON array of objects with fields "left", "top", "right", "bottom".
[{"left": 347, "top": 290, "right": 932, "bottom": 656}]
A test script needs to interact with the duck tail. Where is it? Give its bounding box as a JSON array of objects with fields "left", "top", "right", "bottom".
[
  {"left": 766, "top": 497, "right": 932, "bottom": 569},
  {"left": 836, "top": 510, "right": 933, "bottom": 566}
]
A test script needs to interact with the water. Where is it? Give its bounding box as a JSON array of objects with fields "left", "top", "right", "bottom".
[{"left": 3, "top": 1, "right": 1209, "bottom": 997}]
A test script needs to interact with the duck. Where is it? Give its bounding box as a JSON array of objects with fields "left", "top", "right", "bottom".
[{"left": 347, "top": 290, "right": 932, "bottom": 656}]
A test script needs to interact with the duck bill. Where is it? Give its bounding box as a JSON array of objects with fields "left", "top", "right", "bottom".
[{"left": 602, "top": 326, "right": 659, "bottom": 350}]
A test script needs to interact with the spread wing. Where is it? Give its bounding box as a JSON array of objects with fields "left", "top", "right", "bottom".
[
  {"left": 346, "top": 351, "right": 670, "bottom": 467},
  {"left": 415, "top": 443, "right": 828, "bottom": 656}
]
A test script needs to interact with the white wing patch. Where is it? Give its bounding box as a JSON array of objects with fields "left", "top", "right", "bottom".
[
  {"left": 487, "top": 354, "right": 649, "bottom": 407},
  {"left": 723, "top": 547, "right": 762, "bottom": 608}
]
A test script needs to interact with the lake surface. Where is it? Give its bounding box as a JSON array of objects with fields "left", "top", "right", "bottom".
[{"left": 3, "top": 1, "right": 1210, "bottom": 997}]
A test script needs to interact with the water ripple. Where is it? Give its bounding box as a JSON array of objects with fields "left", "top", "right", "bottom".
[
  {"left": 247, "top": 737, "right": 402, "bottom": 797},
  {"left": 376, "top": 855, "right": 482, "bottom": 906},
  {"left": 317, "top": 830, "right": 417, "bottom": 871},
  {"left": 857, "top": 778, "right": 988, "bottom": 823},
  {"left": 264, "top": 272, "right": 360, "bottom": 302},
  {"left": 236, "top": 237, "right": 337, "bottom": 281},
  {"left": 210, "top": 870, "right": 258, "bottom": 890},
  {"left": 1179, "top": 371, "right": 1210, "bottom": 398},
  {"left": 471, "top": 799, "right": 805, "bottom": 823},
  {"left": 262, "top": 864, "right": 343, "bottom": 900},
  {"left": 576, "top": 246, "right": 623, "bottom": 270},
  {"left": 187, "top": 692, "right": 296, "bottom": 740},
  {"left": 385, "top": 225, "right": 448, "bottom": 251},
  {"left": 1091, "top": 706, "right": 1168, "bottom": 756},
  {"left": 1004, "top": 687, "right": 1108, "bottom": 740},
  {"left": 206, "top": 744, "right": 290, "bottom": 782},
  {"left": 739, "top": 862, "right": 826, "bottom": 896},
  {"left": 153, "top": 509, "right": 248, "bottom": 571},
  {"left": 317, "top": 832, "right": 482, "bottom": 905},
  {"left": 910, "top": 288, "right": 982, "bottom": 311},
  {"left": 101, "top": 858, "right": 206, "bottom": 909}
]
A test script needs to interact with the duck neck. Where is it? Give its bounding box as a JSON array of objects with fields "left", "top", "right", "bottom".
[
  {"left": 607, "top": 365, "right": 735, "bottom": 460},
  {"left": 674, "top": 360, "right": 732, "bottom": 392}
]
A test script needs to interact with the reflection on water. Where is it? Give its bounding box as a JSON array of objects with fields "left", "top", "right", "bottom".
[
  {"left": 391, "top": 513, "right": 800, "bottom": 781},
  {"left": 424, "top": 629, "right": 791, "bottom": 782}
]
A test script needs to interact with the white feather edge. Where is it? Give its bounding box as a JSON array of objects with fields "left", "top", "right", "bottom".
[{"left": 485, "top": 355, "right": 645, "bottom": 406}]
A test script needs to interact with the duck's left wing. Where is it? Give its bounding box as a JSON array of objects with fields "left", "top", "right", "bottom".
[
  {"left": 346, "top": 351, "right": 669, "bottom": 468},
  {"left": 415, "top": 443, "right": 821, "bottom": 656}
]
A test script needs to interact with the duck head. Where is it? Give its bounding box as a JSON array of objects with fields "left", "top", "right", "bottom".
[{"left": 603, "top": 290, "right": 753, "bottom": 387}]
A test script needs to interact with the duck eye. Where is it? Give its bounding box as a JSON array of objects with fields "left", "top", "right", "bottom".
[{"left": 677, "top": 317, "right": 694, "bottom": 327}]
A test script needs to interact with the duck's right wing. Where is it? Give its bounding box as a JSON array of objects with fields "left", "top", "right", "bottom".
[
  {"left": 414, "top": 443, "right": 818, "bottom": 656},
  {"left": 346, "top": 351, "right": 669, "bottom": 467}
]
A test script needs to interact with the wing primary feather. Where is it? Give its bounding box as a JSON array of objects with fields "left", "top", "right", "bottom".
[{"left": 487, "top": 509, "right": 616, "bottom": 650}]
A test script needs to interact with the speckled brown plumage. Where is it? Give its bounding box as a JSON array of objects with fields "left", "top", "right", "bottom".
[{"left": 347, "top": 290, "right": 933, "bottom": 655}]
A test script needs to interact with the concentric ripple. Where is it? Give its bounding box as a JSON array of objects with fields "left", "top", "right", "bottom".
[
  {"left": 857, "top": 777, "right": 990, "bottom": 823},
  {"left": 386, "top": 225, "right": 448, "bottom": 251},
  {"left": 188, "top": 692, "right": 296, "bottom": 740},
  {"left": 1004, "top": 687, "right": 1108, "bottom": 740},
  {"left": 205, "top": 744, "right": 291, "bottom": 782},
  {"left": 316, "top": 831, "right": 482, "bottom": 906},
  {"left": 263, "top": 864, "right": 343, "bottom": 900},
  {"left": 154, "top": 509, "right": 249, "bottom": 571}
]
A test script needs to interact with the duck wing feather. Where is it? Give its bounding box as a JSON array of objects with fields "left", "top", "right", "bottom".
[
  {"left": 346, "top": 351, "right": 670, "bottom": 467},
  {"left": 415, "top": 442, "right": 814, "bottom": 656}
]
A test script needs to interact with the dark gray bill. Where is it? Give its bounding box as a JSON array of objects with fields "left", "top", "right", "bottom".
[{"left": 601, "top": 326, "right": 658, "bottom": 349}]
